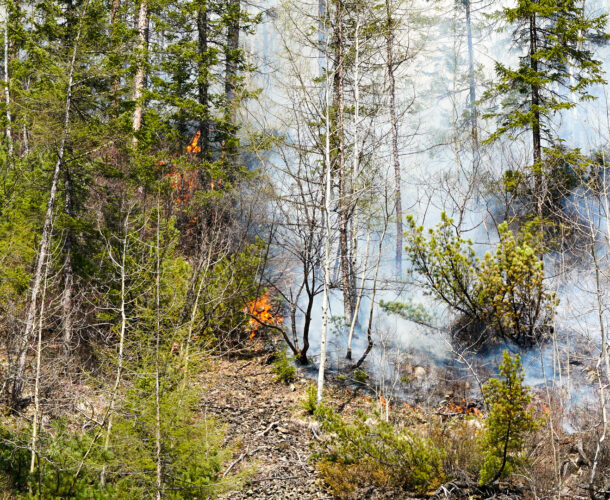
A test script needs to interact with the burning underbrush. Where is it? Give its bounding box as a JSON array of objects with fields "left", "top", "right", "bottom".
[{"left": 244, "top": 291, "right": 284, "bottom": 339}]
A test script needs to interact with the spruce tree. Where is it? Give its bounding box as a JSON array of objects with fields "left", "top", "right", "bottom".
[{"left": 483, "top": 0, "right": 607, "bottom": 217}]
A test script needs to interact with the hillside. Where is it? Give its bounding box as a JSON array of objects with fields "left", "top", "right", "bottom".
[{"left": 1, "top": 0, "right": 610, "bottom": 496}]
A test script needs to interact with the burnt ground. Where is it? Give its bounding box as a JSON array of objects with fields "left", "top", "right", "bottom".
[{"left": 202, "top": 350, "right": 419, "bottom": 500}]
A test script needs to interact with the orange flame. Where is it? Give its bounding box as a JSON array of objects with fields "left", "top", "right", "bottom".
[
  {"left": 165, "top": 169, "right": 200, "bottom": 203},
  {"left": 378, "top": 395, "right": 391, "bottom": 408},
  {"left": 244, "top": 292, "right": 283, "bottom": 337},
  {"left": 442, "top": 401, "right": 483, "bottom": 418},
  {"left": 187, "top": 131, "right": 202, "bottom": 154}
]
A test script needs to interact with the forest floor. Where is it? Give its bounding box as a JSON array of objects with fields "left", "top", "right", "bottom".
[
  {"left": 196, "top": 346, "right": 607, "bottom": 500},
  {"left": 202, "top": 350, "right": 330, "bottom": 499},
  {"left": 200, "top": 345, "right": 415, "bottom": 500}
]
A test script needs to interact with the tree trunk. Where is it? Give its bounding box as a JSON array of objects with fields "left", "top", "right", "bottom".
[
  {"left": 317, "top": 55, "right": 333, "bottom": 404},
  {"left": 111, "top": 0, "right": 120, "bottom": 22},
  {"left": 350, "top": 9, "right": 360, "bottom": 300},
  {"left": 110, "top": 0, "right": 121, "bottom": 106},
  {"left": 385, "top": 0, "right": 402, "bottom": 275},
  {"left": 298, "top": 288, "right": 313, "bottom": 365},
  {"left": 29, "top": 248, "right": 50, "bottom": 477},
  {"left": 346, "top": 230, "right": 370, "bottom": 360},
  {"left": 155, "top": 192, "right": 162, "bottom": 500},
  {"left": 62, "top": 167, "right": 74, "bottom": 351},
  {"left": 197, "top": 4, "right": 209, "bottom": 158},
  {"left": 529, "top": 12, "right": 543, "bottom": 219},
  {"left": 132, "top": 0, "right": 148, "bottom": 138},
  {"left": 464, "top": 0, "right": 477, "bottom": 145},
  {"left": 225, "top": 0, "right": 239, "bottom": 121},
  {"left": 182, "top": 240, "right": 213, "bottom": 384},
  {"left": 3, "top": 3, "right": 13, "bottom": 157},
  {"left": 334, "top": 0, "right": 353, "bottom": 326},
  {"left": 355, "top": 227, "right": 386, "bottom": 369},
  {"left": 100, "top": 212, "right": 130, "bottom": 488}
]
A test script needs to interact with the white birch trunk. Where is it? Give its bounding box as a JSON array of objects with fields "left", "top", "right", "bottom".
[
  {"left": 132, "top": 0, "right": 148, "bottom": 139},
  {"left": 317, "top": 19, "right": 332, "bottom": 404},
  {"left": 155, "top": 193, "right": 162, "bottom": 499},
  {"left": 100, "top": 213, "right": 130, "bottom": 487},
  {"left": 346, "top": 230, "right": 370, "bottom": 360},
  {"left": 29, "top": 251, "right": 51, "bottom": 475},
  {"left": 3, "top": 2, "right": 13, "bottom": 157}
]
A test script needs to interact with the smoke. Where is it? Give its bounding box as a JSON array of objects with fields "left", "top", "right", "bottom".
[{"left": 247, "top": 0, "right": 610, "bottom": 418}]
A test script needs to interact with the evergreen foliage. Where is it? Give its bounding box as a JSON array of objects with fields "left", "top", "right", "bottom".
[
  {"left": 483, "top": 0, "right": 607, "bottom": 148},
  {"left": 479, "top": 351, "right": 541, "bottom": 485},
  {"left": 315, "top": 407, "right": 445, "bottom": 496},
  {"left": 272, "top": 350, "right": 296, "bottom": 383},
  {"left": 379, "top": 298, "right": 435, "bottom": 327},
  {"left": 482, "top": 0, "right": 607, "bottom": 218},
  {"left": 405, "top": 213, "right": 558, "bottom": 346}
]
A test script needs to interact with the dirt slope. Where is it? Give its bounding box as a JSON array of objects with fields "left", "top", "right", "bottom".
[{"left": 203, "top": 354, "right": 331, "bottom": 499}]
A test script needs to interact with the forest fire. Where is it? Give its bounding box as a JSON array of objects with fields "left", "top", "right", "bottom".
[
  {"left": 186, "top": 131, "right": 202, "bottom": 153},
  {"left": 245, "top": 292, "right": 283, "bottom": 337},
  {"left": 440, "top": 401, "right": 484, "bottom": 418}
]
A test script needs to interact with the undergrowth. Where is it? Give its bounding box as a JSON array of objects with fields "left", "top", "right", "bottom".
[{"left": 314, "top": 407, "right": 445, "bottom": 498}]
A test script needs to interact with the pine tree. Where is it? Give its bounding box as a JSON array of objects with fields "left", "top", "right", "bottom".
[
  {"left": 479, "top": 351, "right": 540, "bottom": 484},
  {"left": 483, "top": 0, "right": 607, "bottom": 217}
]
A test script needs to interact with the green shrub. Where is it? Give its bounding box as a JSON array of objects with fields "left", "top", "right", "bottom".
[
  {"left": 0, "top": 420, "right": 118, "bottom": 499},
  {"left": 405, "top": 213, "right": 558, "bottom": 347},
  {"left": 301, "top": 385, "right": 318, "bottom": 415},
  {"left": 479, "top": 351, "right": 541, "bottom": 485},
  {"left": 104, "top": 377, "right": 244, "bottom": 498},
  {"left": 353, "top": 369, "right": 367, "bottom": 384},
  {"left": 272, "top": 350, "right": 296, "bottom": 384},
  {"left": 426, "top": 417, "right": 485, "bottom": 481},
  {"left": 0, "top": 425, "right": 32, "bottom": 492},
  {"left": 1, "top": 376, "right": 244, "bottom": 499},
  {"left": 315, "top": 408, "right": 445, "bottom": 496}
]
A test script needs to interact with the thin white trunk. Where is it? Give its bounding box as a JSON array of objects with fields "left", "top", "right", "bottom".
[
  {"left": 62, "top": 170, "right": 74, "bottom": 350},
  {"left": 3, "top": 3, "right": 13, "bottom": 157},
  {"left": 386, "top": 0, "right": 402, "bottom": 274},
  {"left": 588, "top": 350, "right": 608, "bottom": 496},
  {"left": 183, "top": 242, "right": 214, "bottom": 385},
  {"left": 354, "top": 224, "right": 387, "bottom": 369},
  {"left": 100, "top": 213, "right": 130, "bottom": 487},
  {"left": 132, "top": 0, "right": 148, "bottom": 139},
  {"left": 155, "top": 192, "right": 162, "bottom": 500},
  {"left": 317, "top": 28, "right": 332, "bottom": 404},
  {"left": 29, "top": 251, "right": 51, "bottom": 475},
  {"left": 588, "top": 193, "right": 609, "bottom": 494},
  {"left": 600, "top": 153, "right": 610, "bottom": 383},
  {"left": 349, "top": 10, "right": 360, "bottom": 301},
  {"left": 346, "top": 230, "right": 370, "bottom": 360},
  {"left": 538, "top": 345, "right": 561, "bottom": 493}
]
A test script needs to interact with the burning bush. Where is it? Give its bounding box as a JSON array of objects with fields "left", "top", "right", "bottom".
[
  {"left": 244, "top": 291, "right": 284, "bottom": 338},
  {"left": 405, "top": 213, "right": 558, "bottom": 348}
]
